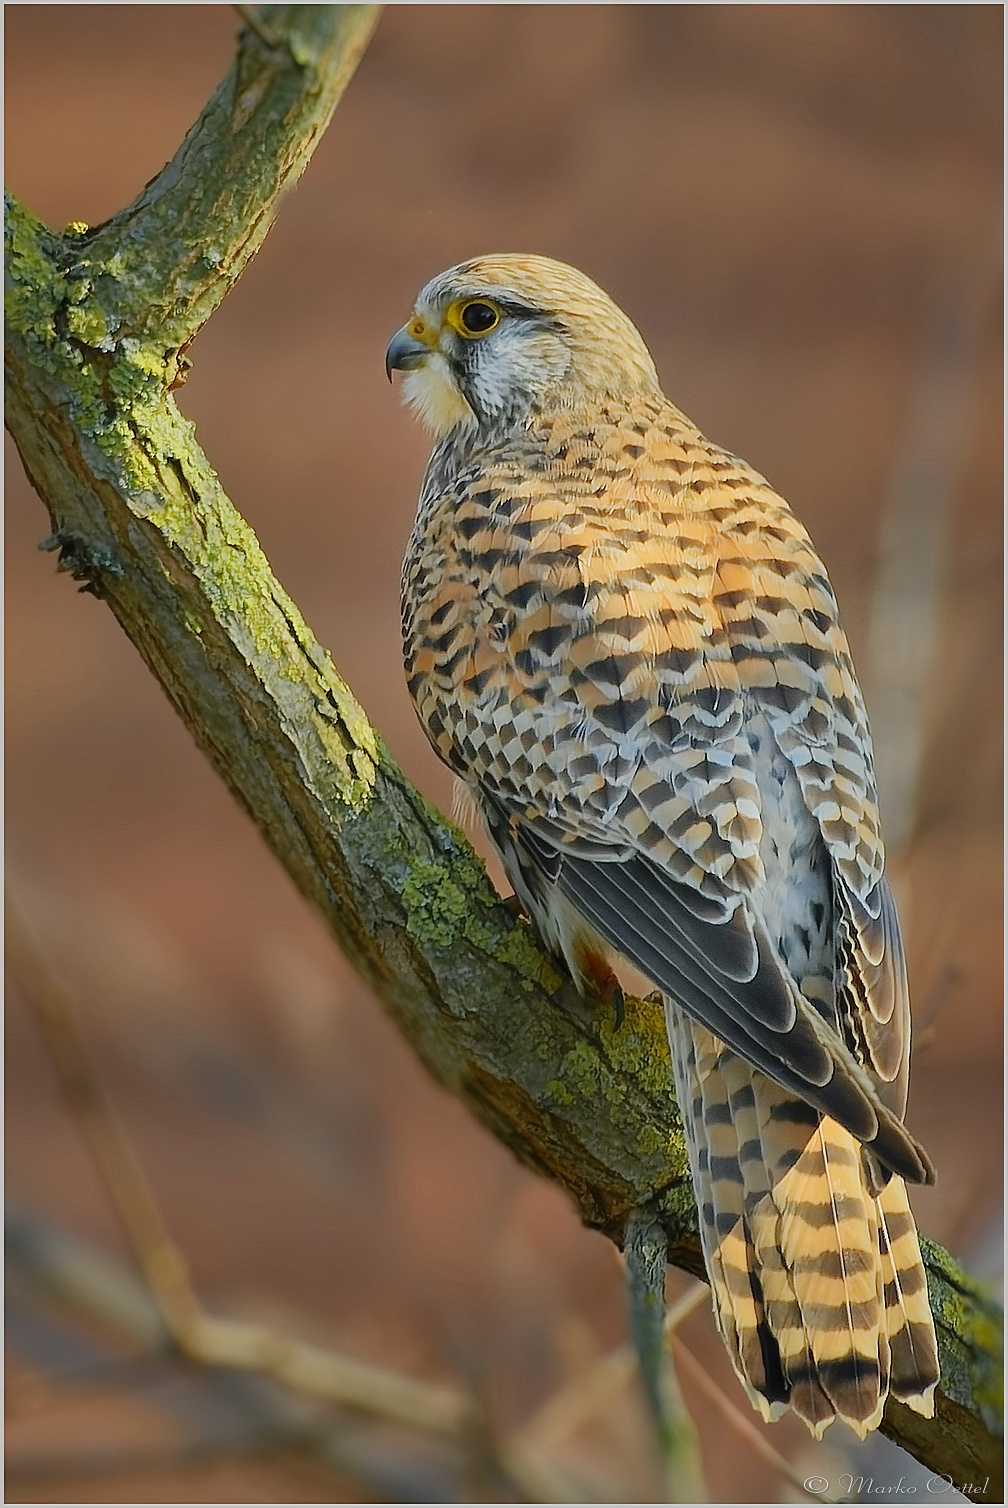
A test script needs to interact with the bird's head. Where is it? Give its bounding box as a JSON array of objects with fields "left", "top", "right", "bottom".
[{"left": 386, "top": 254, "right": 661, "bottom": 438}]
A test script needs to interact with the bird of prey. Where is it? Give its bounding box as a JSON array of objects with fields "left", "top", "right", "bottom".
[{"left": 386, "top": 254, "right": 939, "bottom": 1437}]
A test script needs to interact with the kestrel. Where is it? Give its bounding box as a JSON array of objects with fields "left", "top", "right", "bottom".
[{"left": 387, "top": 255, "right": 939, "bottom": 1437}]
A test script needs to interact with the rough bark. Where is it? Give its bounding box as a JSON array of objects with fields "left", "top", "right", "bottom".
[{"left": 4, "top": 6, "right": 1001, "bottom": 1496}]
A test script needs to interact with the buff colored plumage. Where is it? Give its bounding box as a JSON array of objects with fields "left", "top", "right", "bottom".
[{"left": 388, "top": 254, "right": 939, "bottom": 1436}]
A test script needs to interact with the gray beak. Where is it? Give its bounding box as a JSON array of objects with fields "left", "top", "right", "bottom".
[{"left": 385, "top": 326, "right": 431, "bottom": 381}]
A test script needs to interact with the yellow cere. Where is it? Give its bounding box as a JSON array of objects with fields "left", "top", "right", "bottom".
[{"left": 408, "top": 315, "right": 438, "bottom": 348}]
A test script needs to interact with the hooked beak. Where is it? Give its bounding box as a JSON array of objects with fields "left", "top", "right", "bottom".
[{"left": 386, "top": 326, "right": 432, "bottom": 381}]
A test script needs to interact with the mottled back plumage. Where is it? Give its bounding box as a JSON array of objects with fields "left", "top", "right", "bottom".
[{"left": 389, "top": 254, "right": 939, "bottom": 1435}]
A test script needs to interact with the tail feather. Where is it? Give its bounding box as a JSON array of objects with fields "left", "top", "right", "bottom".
[
  {"left": 669, "top": 1016, "right": 776, "bottom": 1411},
  {"left": 875, "top": 1177, "right": 940, "bottom": 1415},
  {"left": 772, "top": 1116, "right": 885, "bottom": 1436},
  {"left": 866, "top": 1192, "right": 893, "bottom": 1405},
  {"left": 747, "top": 1075, "right": 853, "bottom": 1435},
  {"left": 666, "top": 1001, "right": 938, "bottom": 1438},
  {"left": 716, "top": 1048, "right": 830, "bottom": 1429}
]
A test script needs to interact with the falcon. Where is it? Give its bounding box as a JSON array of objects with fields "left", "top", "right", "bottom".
[{"left": 386, "top": 254, "right": 939, "bottom": 1436}]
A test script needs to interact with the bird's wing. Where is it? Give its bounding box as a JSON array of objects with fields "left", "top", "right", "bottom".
[
  {"left": 697, "top": 449, "right": 913, "bottom": 1122},
  {"left": 835, "top": 876, "right": 912, "bottom": 1119},
  {"left": 483, "top": 790, "right": 928, "bottom": 1184}
]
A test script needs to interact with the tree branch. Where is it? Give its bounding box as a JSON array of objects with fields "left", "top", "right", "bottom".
[{"left": 4, "top": 6, "right": 1000, "bottom": 1495}]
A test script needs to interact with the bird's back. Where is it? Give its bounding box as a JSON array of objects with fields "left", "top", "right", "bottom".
[{"left": 404, "top": 388, "right": 874, "bottom": 915}]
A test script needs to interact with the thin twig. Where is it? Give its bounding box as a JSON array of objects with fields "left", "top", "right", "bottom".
[
  {"left": 4, "top": 890, "right": 474, "bottom": 1438},
  {"left": 7, "top": 1211, "right": 465, "bottom": 1502},
  {"left": 672, "top": 1337, "right": 839, "bottom": 1503},
  {"left": 518, "top": 1280, "right": 709, "bottom": 1450},
  {"left": 666, "top": 1280, "right": 711, "bottom": 1333},
  {"left": 494, "top": 1438, "right": 600, "bottom": 1504}
]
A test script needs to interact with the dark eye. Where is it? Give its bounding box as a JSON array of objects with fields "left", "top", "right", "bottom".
[{"left": 460, "top": 300, "right": 500, "bottom": 335}]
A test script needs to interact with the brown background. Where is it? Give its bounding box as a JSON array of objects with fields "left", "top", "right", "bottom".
[{"left": 5, "top": 5, "right": 1002, "bottom": 1503}]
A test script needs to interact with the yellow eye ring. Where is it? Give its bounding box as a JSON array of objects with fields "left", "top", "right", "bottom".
[{"left": 446, "top": 298, "right": 501, "bottom": 339}]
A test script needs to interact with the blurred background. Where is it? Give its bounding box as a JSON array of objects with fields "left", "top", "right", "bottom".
[{"left": 5, "top": 5, "right": 1002, "bottom": 1503}]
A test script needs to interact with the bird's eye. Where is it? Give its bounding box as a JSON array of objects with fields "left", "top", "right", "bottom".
[
  {"left": 461, "top": 301, "right": 498, "bottom": 333},
  {"left": 450, "top": 299, "right": 501, "bottom": 338}
]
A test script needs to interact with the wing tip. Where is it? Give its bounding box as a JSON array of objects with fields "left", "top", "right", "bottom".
[{"left": 871, "top": 1122, "right": 936, "bottom": 1186}]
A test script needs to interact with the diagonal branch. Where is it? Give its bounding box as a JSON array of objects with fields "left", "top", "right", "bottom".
[{"left": 3, "top": 5, "right": 1001, "bottom": 1495}]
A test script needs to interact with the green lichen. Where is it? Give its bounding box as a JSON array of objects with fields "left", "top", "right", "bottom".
[
  {"left": 489, "top": 918, "right": 564, "bottom": 995},
  {"left": 556, "top": 1037, "right": 622, "bottom": 1106},
  {"left": 5, "top": 198, "right": 69, "bottom": 372},
  {"left": 390, "top": 819, "right": 565, "bottom": 995},
  {"left": 107, "top": 339, "right": 169, "bottom": 410},
  {"left": 635, "top": 1122, "right": 676, "bottom": 1158},
  {"left": 531, "top": 990, "right": 688, "bottom": 1162},
  {"left": 921, "top": 1237, "right": 1003, "bottom": 1431},
  {"left": 63, "top": 273, "right": 113, "bottom": 350},
  {"left": 134, "top": 431, "right": 377, "bottom": 813},
  {"left": 5, "top": 194, "right": 377, "bottom": 816},
  {"left": 400, "top": 860, "right": 472, "bottom": 949},
  {"left": 391, "top": 818, "right": 683, "bottom": 1126},
  {"left": 5, "top": 198, "right": 161, "bottom": 493},
  {"left": 597, "top": 994, "right": 675, "bottom": 1101},
  {"left": 551, "top": 1006, "right": 683, "bottom": 1159}
]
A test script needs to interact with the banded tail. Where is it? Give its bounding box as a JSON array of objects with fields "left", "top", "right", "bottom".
[{"left": 668, "top": 1001, "right": 939, "bottom": 1437}]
